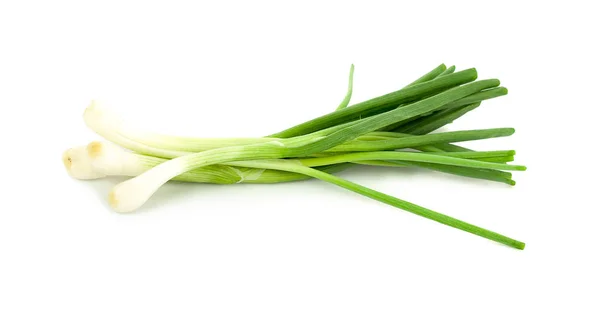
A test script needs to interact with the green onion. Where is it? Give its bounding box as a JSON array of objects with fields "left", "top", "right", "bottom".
[
  {"left": 65, "top": 64, "right": 527, "bottom": 249},
  {"left": 95, "top": 78, "right": 514, "bottom": 222}
]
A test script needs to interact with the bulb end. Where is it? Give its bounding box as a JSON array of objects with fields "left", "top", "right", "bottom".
[
  {"left": 108, "top": 178, "right": 155, "bottom": 213},
  {"left": 83, "top": 100, "right": 123, "bottom": 133},
  {"left": 62, "top": 146, "right": 106, "bottom": 180}
]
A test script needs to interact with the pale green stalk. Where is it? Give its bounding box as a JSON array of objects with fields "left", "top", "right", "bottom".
[{"left": 86, "top": 141, "right": 353, "bottom": 184}]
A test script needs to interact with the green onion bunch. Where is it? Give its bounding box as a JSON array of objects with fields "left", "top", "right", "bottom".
[{"left": 63, "top": 64, "right": 526, "bottom": 249}]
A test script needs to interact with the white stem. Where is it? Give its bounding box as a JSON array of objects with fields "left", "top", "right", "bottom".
[
  {"left": 109, "top": 157, "right": 188, "bottom": 213},
  {"left": 83, "top": 100, "right": 272, "bottom": 153},
  {"left": 86, "top": 141, "right": 151, "bottom": 176},
  {"left": 83, "top": 101, "right": 190, "bottom": 158}
]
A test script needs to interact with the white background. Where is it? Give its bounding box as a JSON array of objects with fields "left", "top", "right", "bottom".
[{"left": 1, "top": 1, "right": 598, "bottom": 314}]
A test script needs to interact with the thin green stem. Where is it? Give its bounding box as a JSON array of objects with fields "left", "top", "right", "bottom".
[
  {"left": 356, "top": 132, "right": 481, "bottom": 153},
  {"left": 424, "top": 143, "right": 473, "bottom": 152},
  {"left": 327, "top": 128, "right": 514, "bottom": 152},
  {"left": 353, "top": 160, "right": 515, "bottom": 185},
  {"left": 406, "top": 64, "right": 447, "bottom": 86},
  {"left": 436, "top": 65, "right": 456, "bottom": 77},
  {"left": 398, "top": 103, "right": 481, "bottom": 134},
  {"left": 474, "top": 156, "right": 515, "bottom": 163},
  {"left": 227, "top": 159, "right": 525, "bottom": 249},
  {"left": 395, "top": 162, "right": 515, "bottom": 183},
  {"left": 430, "top": 150, "right": 515, "bottom": 159},
  {"left": 336, "top": 64, "right": 355, "bottom": 110},
  {"left": 440, "top": 87, "right": 508, "bottom": 111},
  {"left": 384, "top": 87, "right": 507, "bottom": 134},
  {"left": 298, "top": 151, "right": 526, "bottom": 171}
]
